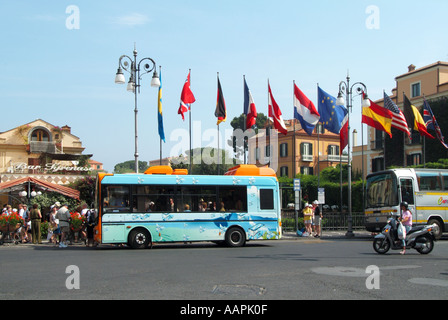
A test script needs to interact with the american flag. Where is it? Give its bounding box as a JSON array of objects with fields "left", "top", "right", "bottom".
[
  {"left": 423, "top": 98, "right": 448, "bottom": 149},
  {"left": 383, "top": 92, "right": 411, "bottom": 137}
]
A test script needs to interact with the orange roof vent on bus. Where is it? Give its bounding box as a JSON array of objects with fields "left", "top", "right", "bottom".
[
  {"left": 144, "top": 166, "right": 188, "bottom": 175},
  {"left": 224, "top": 164, "right": 277, "bottom": 178}
]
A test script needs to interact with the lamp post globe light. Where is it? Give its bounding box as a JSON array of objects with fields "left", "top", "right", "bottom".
[
  {"left": 336, "top": 74, "right": 370, "bottom": 237},
  {"left": 115, "top": 45, "right": 160, "bottom": 173}
]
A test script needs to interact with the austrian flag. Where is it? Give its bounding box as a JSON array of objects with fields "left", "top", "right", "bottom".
[{"left": 268, "top": 82, "right": 287, "bottom": 135}]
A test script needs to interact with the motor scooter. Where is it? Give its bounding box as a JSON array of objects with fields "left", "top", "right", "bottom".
[{"left": 373, "top": 212, "right": 437, "bottom": 254}]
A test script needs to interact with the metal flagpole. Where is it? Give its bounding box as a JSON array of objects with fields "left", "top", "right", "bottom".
[
  {"left": 317, "top": 83, "right": 320, "bottom": 188},
  {"left": 293, "top": 81, "right": 296, "bottom": 178},
  {"left": 189, "top": 69, "right": 192, "bottom": 173},
  {"left": 243, "top": 75, "right": 247, "bottom": 165},
  {"left": 159, "top": 65, "right": 163, "bottom": 166},
  {"left": 217, "top": 123, "right": 220, "bottom": 175},
  {"left": 217, "top": 72, "right": 220, "bottom": 175}
]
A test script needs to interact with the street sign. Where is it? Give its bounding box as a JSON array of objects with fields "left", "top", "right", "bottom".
[
  {"left": 293, "top": 179, "right": 301, "bottom": 191},
  {"left": 318, "top": 188, "right": 325, "bottom": 204}
]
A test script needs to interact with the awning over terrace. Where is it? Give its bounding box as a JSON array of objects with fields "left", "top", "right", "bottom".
[{"left": 0, "top": 177, "right": 80, "bottom": 200}]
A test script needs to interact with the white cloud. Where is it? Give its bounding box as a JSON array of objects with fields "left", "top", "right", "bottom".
[{"left": 115, "top": 13, "right": 150, "bottom": 26}]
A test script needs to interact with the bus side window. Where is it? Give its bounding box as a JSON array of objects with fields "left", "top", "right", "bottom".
[
  {"left": 260, "top": 189, "right": 274, "bottom": 210},
  {"left": 103, "top": 185, "right": 131, "bottom": 213},
  {"left": 416, "top": 172, "right": 441, "bottom": 191},
  {"left": 443, "top": 174, "right": 448, "bottom": 190}
]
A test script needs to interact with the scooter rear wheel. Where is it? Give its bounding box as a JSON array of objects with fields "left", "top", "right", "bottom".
[
  {"left": 373, "top": 238, "right": 390, "bottom": 254},
  {"left": 415, "top": 236, "right": 434, "bottom": 254}
]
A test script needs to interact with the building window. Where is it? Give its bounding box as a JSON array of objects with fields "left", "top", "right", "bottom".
[
  {"left": 411, "top": 82, "right": 421, "bottom": 98},
  {"left": 410, "top": 131, "right": 421, "bottom": 145},
  {"left": 280, "top": 143, "right": 288, "bottom": 157},
  {"left": 407, "top": 153, "right": 421, "bottom": 166},
  {"left": 300, "top": 166, "right": 313, "bottom": 175},
  {"left": 280, "top": 166, "right": 289, "bottom": 177},
  {"left": 300, "top": 142, "right": 313, "bottom": 161},
  {"left": 372, "top": 157, "right": 384, "bottom": 173},
  {"left": 328, "top": 145, "right": 339, "bottom": 155},
  {"left": 31, "top": 129, "right": 50, "bottom": 142},
  {"left": 265, "top": 145, "right": 271, "bottom": 157},
  {"left": 374, "top": 129, "right": 384, "bottom": 149}
]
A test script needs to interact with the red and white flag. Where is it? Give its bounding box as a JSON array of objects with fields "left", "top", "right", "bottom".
[
  {"left": 178, "top": 70, "right": 196, "bottom": 121},
  {"left": 268, "top": 82, "right": 287, "bottom": 135}
]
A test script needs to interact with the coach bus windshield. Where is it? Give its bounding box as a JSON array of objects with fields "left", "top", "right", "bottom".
[{"left": 365, "top": 172, "right": 398, "bottom": 208}]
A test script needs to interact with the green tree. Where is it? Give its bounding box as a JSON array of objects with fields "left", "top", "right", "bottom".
[
  {"left": 171, "top": 147, "right": 235, "bottom": 175},
  {"left": 114, "top": 160, "right": 148, "bottom": 173},
  {"left": 68, "top": 175, "right": 96, "bottom": 205},
  {"left": 228, "top": 112, "right": 268, "bottom": 159}
]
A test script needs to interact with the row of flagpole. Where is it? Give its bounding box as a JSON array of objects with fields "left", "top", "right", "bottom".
[
  {"left": 157, "top": 69, "right": 448, "bottom": 173},
  {"left": 159, "top": 70, "right": 350, "bottom": 172}
]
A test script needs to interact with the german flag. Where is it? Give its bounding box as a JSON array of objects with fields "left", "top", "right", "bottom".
[{"left": 215, "top": 75, "right": 227, "bottom": 125}]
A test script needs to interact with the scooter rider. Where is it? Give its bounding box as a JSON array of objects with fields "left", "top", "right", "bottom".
[{"left": 398, "top": 201, "right": 413, "bottom": 255}]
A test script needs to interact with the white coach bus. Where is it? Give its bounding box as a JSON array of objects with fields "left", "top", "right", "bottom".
[{"left": 365, "top": 168, "right": 448, "bottom": 239}]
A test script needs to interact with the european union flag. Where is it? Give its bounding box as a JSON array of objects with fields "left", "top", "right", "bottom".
[{"left": 318, "top": 86, "right": 348, "bottom": 134}]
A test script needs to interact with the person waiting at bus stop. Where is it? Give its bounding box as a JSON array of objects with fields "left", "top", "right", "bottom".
[
  {"left": 312, "top": 200, "right": 322, "bottom": 238},
  {"left": 56, "top": 204, "right": 71, "bottom": 248},
  {"left": 302, "top": 203, "right": 313, "bottom": 236},
  {"left": 30, "top": 204, "right": 42, "bottom": 244}
]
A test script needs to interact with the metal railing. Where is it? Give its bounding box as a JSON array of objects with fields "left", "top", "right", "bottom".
[{"left": 281, "top": 209, "right": 366, "bottom": 232}]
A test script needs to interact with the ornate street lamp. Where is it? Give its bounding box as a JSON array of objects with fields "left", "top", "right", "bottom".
[
  {"left": 336, "top": 74, "right": 370, "bottom": 237},
  {"left": 115, "top": 45, "right": 160, "bottom": 173}
]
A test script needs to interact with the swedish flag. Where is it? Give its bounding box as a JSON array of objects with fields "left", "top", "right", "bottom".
[{"left": 158, "top": 67, "right": 165, "bottom": 143}]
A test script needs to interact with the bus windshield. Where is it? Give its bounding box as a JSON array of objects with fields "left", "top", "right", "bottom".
[{"left": 366, "top": 172, "right": 398, "bottom": 208}]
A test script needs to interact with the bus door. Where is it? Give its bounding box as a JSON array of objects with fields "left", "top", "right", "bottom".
[{"left": 399, "top": 177, "right": 415, "bottom": 220}]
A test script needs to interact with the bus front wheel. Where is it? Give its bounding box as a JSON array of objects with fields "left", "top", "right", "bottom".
[
  {"left": 129, "top": 229, "right": 151, "bottom": 249},
  {"left": 225, "top": 227, "right": 246, "bottom": 247}
]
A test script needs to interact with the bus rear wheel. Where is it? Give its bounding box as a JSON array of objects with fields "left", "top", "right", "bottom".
[
  {"left": 129, "top": 229, "right": 151, "bottom": 249},
  {"left": 225, "top": 227, "right": 246, "bottom": 247}
]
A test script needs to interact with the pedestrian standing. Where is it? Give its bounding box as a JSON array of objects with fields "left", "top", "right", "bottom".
[
  {"left": 56, "top": 204, "right": 70, "bottom": 248},
  {"left": 85, "top": 208, "right": 96, "bottom": 247},
  {"left": 312, "top": 200, "right": 322, "bottom": 238},
  {"left": 30, "top": 204, "right": 42, "bottom": 244},
  {"left": 302, "top": 203, "right": 313, "bottom": 236}
]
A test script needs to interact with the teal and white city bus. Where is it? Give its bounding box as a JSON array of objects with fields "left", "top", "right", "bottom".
[
  {"left": 93, "top": 165, "right": 282, "bottom": 248},
  {"left": 365, "top": 168, "right": 448, "bottom": 239}
]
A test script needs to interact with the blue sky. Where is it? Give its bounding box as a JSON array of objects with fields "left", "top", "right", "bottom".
[{"left": 1, "top": 0, "right": 447, "bottom": 172}]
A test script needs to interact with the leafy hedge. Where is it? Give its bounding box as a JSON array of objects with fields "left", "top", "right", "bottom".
[{"left": 279, "top": 164, "right": 364, "bottom": 212}]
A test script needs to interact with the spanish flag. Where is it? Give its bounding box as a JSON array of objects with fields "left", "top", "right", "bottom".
[
  {"left": 215, "top": 75, "right": 227, "bottom": 125},
  {"left": 403, "top": 94, "right": 434, "bottom": 139},
  {"left": 362, "top": 99, "right": 393, "bottom": 138}
]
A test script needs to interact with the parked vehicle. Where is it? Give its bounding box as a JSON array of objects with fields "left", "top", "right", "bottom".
[{"left": 365, "top": 168, "right": 448, "bottom": 239}]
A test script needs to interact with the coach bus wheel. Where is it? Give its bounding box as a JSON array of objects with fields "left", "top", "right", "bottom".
[
  {"left": 225, "top": 227, "right": 246, "bottom": 247},
  {"left": 129, "top": 229, "right": 151, "bottom": 249}
]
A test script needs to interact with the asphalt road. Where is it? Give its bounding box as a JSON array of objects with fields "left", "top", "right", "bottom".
[{"left": 1, "top": 236, "right": 447, "bottom": 303}]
